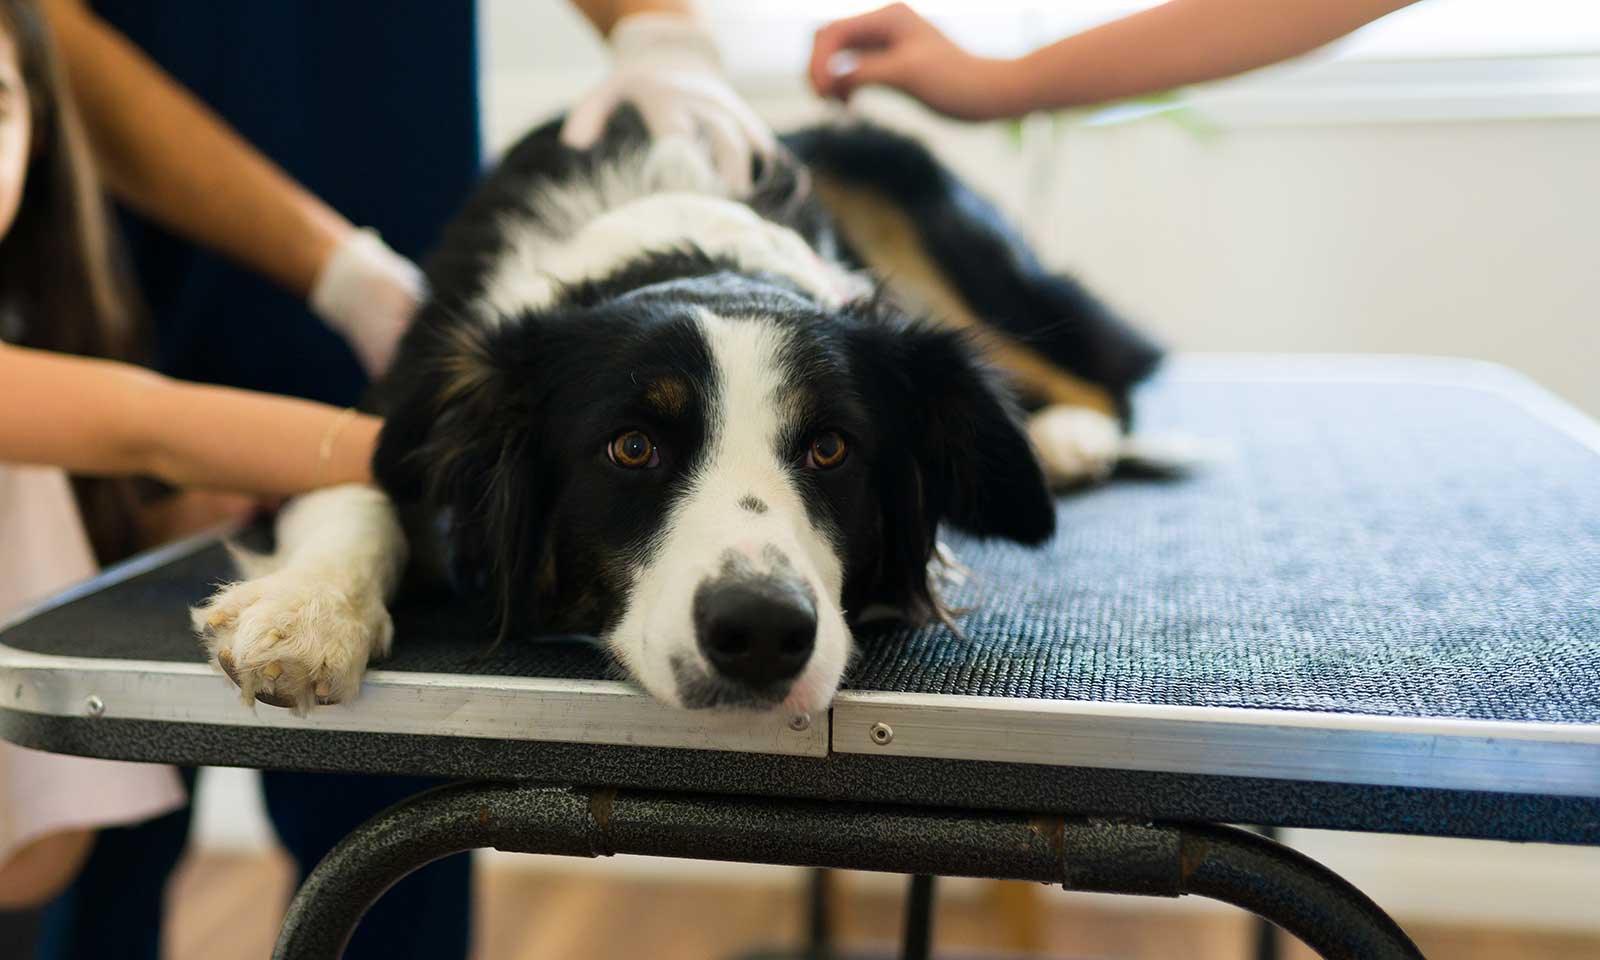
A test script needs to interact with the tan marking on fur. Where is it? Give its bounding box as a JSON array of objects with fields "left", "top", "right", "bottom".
[
  {"left": 814, "top": 177, "right": 1117, "bottom": 417},
  {"left": 434, "top": 324, "right": 497, "bottom": 408},
  {"left": 643, "top": 376, "right": 690, "bottom": 417}
]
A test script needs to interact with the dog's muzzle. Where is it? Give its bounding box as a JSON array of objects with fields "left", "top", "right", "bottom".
[{"left": 692, "top": 574, "right": 817, "bottom": 689}]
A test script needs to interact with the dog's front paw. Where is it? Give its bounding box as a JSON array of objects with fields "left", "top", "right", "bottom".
[
  {"left": 1027, "top": 405, "right": 1123, "bottom": 488},
  {"left": 191, "top": 569, "right": 393, "bottom": 712}
]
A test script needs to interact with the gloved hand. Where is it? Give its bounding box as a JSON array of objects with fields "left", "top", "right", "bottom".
[
  {"left": 561, "top": 13, "right": 776, "bottom": 196},
  {"left": 309, "top": 228, "right": 425, "bottom": 376}
]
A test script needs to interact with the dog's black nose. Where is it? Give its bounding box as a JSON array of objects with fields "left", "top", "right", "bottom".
[{"left": 694, "top": 579, "right": 816, "bottom": 688}]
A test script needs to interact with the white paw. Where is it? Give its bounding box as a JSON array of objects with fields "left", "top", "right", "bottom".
[
  {"left": 191, "top": 568, "right": 393, "bottom": 712},
  {"left": 1027, "top": 405, "right": 1124, "bottom": 487}
]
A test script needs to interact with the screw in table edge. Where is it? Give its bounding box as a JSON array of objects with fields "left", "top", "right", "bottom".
[
  {"left": 84, "top": 694, "right": 105, "bottom": 717},
  {"left": 870, "top": 722, "right": 893, "bottom": 745},
  {"left": 788, "top": 713, "right": 811, "bottom": 732}
]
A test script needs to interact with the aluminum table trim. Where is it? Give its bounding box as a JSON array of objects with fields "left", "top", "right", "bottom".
[{"left": 831, "top": 691, "right": 1600, "bottom": 798}]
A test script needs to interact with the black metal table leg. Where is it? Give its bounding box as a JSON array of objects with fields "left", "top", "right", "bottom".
[
  {"left": 273, "top": 781, "right": 1424, "bottom": 960},
  {"left": 807, "top": 868, "right": 834, "bottom": 960},
  {"left": 1255, "top": 826, "right": 1282, "bottom": 960},
  {"left": 900, "top": 875, "right": 935, "bottom": 960}
]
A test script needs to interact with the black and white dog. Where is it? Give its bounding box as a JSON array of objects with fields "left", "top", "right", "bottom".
[{"left": 193, "top": 114, "right": 1161, "bottom": 715}]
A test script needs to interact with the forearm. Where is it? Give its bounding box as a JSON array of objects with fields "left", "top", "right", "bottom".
[
  {"left": 0, "top": 345, "right": 378, "bottom": 497},
  {"left": 42, "top": 0, "right": 351, "bottom": 297},
  {"left": 570, "top": 0, "right": 693, "bottom": 36},
  {"left": 1008, "top": 0, "right": 1418, "bottom": 112},
  {"left": 138, "top": 381, "right": 380, "bottom": 497}
]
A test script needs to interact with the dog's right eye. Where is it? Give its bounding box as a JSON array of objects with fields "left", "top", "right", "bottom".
[
  {"left": 609, "top": 430, "right": 659, "bottom": 469},
  {"left": 805, "top": 431, "right": 848, "bottom": 470}
]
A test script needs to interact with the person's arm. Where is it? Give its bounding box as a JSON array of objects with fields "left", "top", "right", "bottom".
[
  {"left": 0, "top": 342, "right": 379, "bottom": 497},
  {"left": 563, "top": 0, "right": 776, "bottom": 195},
  {"left": 810, "top": 0, "right": 1420, "bottom": 121},
  {"left": 0, "top": 829, "right": 93, "bottom": 910},
  {"left": 40, "top": 0, "right": 424, "bottom": 374}
]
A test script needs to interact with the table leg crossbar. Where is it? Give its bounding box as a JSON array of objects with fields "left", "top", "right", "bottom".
[{"left": 272, "top": 781, "right": 1423, "bottom": 960}]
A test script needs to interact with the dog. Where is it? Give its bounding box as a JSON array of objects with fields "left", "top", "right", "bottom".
[{"left": 192, "top": 113, "right": 1162, "bottom": 714}]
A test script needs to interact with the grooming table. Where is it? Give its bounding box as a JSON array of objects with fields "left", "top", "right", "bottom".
[{"left": 3, "top": 355, "right": 1597, "bottom": 960}]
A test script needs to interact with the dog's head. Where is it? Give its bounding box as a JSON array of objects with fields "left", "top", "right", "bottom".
[{"left": 376, "top": 271, "right": 1054, "bottom": 712}]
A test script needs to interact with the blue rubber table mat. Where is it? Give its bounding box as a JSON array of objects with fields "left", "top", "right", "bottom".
[{"left": 5, "top": 357, "right": 1598, "bottom": 724}]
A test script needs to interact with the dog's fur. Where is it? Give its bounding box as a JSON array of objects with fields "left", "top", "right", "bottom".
[{"left": 193, "top": 114, "right": 1161, "bottom": 714}]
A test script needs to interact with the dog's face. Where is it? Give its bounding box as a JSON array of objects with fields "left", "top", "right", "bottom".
[{"left": 378, "top": 272, "right": 1054, "bottom": 712}]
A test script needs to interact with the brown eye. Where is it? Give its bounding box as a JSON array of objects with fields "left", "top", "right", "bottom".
[
  {"left": 807, "top": 431, "right": 847, "bottom": 470},
  {"left": 609, "top": 430, "right": 657, "bottom": 468}
]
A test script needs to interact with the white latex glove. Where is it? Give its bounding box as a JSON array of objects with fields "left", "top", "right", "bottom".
[
  {"left": 309, "top": 228, "right": 425, "bottom": 376},
  {"left": 561, "top": 13, "right": 777, "bottom": 196}
]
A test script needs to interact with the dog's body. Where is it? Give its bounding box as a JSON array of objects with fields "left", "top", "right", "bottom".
[{"left": 194, "top": 114, "right": 1161, "bottom": 713}]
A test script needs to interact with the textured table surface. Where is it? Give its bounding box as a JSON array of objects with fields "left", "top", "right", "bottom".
[{"left": 6, "top": 355, "right": 1598, "bottom": 725}]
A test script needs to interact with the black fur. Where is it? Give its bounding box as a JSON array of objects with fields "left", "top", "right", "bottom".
[
  {"left": 374, "top": 113, "right": 1143, "bottom": 650},
  {"left": 785, "top": 125, "right": 1162, "bottom": 423}
]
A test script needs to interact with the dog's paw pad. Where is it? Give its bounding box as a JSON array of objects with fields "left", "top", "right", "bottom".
[
  {"left": 192, "top": 572, "right": 391, "bottom": 713},
  {"left": 1028, "top": 406, "right": 1123, "bottom": 488}
]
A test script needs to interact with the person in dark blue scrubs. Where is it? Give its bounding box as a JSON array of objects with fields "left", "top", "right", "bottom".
[
  {"left": 32, "top": 2, "right": 773, "bottom": 958},
  {"left": 37, "top": 4, "right": 481, "bottom": 955},
  {"left": 85, "top": 1, "right": 482, "bottom": 406}
]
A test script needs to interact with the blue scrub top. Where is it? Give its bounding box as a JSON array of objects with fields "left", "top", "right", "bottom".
[{"left": 91, "top": 1, "right": 483, "bottom": 405}]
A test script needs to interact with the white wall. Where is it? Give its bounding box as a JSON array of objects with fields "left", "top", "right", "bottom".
[
  {"left": 480, "top": 1, "right": 1600, "bottom": 416},
  {"left": 1026, "top": 115, "right": 1600, "bottom": 419}
]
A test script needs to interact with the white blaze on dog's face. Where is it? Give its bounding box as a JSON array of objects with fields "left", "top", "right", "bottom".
[
  {"left": 384, "top": 271, "right": 1057, "bottom": 715},
  {"left": 608, "top": 310, "right": 852, "bottom": 712}
]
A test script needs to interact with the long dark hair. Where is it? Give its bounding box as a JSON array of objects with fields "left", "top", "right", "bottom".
[{"left": 0, "top": 0, "right": 149, "bottom": 563}]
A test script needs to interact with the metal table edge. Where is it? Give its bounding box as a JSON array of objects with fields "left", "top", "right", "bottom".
[{"left": 829, "top": 691, "right": 1600, "bottom": 799}]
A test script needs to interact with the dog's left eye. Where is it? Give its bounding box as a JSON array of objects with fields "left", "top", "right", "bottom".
[
  {"left": 804, "top": 431, "right": 848, "bottom": 470},
  {"left": 609, "top": 430, "right": 660, "bottom": 469}
]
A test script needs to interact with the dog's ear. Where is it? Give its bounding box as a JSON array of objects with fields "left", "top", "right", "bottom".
[
  {"left": 899, "top": 328, "right": 1056, "bottom": 544},
  {"left": 373, "top": 310, "right": 554, "bottom": 644},
  {"left": 845, "top": 319, "right": 1055, "bottom": 626}
]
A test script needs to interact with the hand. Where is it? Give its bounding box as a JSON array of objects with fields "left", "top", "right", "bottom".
[
  {"left": 809, "top": 3, "right": 1026, "bottom": 122},
  {"left": 561, "top": 13, "right": 777, "bottom": 196},
  {"left": 309, "top": 228, "right": 425, "bottom": 376}
]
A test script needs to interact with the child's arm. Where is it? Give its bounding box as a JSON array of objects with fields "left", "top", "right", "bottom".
[
  {"left": 811, "top": 0, "right": 1419, "bottom": 121},
  {"left": 0, "top": 342, "right": 380, "bottom": 497}
]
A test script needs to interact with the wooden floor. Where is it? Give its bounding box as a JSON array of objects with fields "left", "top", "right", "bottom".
[{"left": 167, "top": 851, "right": 1600, "bottom": 960}]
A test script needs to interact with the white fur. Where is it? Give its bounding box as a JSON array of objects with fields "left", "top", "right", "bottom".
[
  {"left": 481, "top": 137, "right": 868, "bottom": 322},
  {"left": 191, "top": 485, "right": 406, "bottom": 713},
  {"left": 1027, "top": 405, "right": 1124, "bottom": 487},
  {"left": 605, "top": 310, "right": 851, "bottom": 713}
]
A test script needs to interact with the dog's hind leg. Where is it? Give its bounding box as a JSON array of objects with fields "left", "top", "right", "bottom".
[
  {"left": 191, "top": 484, "right": 407, "bottom": 712},
  {"left": 790, "top": 124, "right": 1163, "bottom": 426},
  {"left": 1026, "top": 404, "right": 1124, "bottom": 488}
]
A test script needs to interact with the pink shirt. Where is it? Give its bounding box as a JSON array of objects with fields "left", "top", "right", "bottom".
[{"left": 0, "top": 463, "right": 185, "bottom": 861}]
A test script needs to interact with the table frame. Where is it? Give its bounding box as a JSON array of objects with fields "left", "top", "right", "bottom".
[{"left": 270, "top": 781, "right": 1424, "bottom": 960}]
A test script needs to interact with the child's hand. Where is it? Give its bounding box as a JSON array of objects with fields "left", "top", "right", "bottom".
[{"left": 809, "top": 3, "right": 1025, "bottom": 121}]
